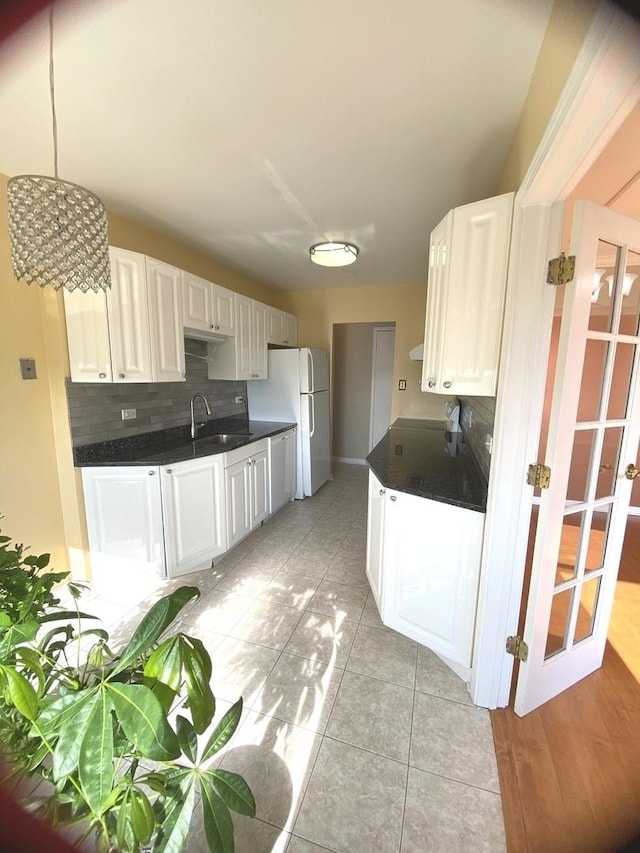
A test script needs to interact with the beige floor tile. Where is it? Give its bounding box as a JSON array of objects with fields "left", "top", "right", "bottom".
[
  {"left": 287, "top": 837, "right": 337, "bottom": 853},
  {"left": 283, "top": 550, "right": 333, "bottom": 579},
  {"left": 180, "top": 588, "right": 255, "bottom": 635},
  {"left": 232, "top": 815, "right": 290, "bottom": 853},
  {"left": 359, "top": 591, "right": 384, "bottom": 628},
  {"left": 325, "top": 670, "right": 413, "bottom": 762},
  {"left": 262, "top": 572, "right": 320, "bottom": 609},
  {"left": 245, "top": 541, "right": 298, "bottom": 570},
  {"left": 221, "top": 710, "right": 322, "bottom": 833},
  {"left": 415, "top": 646, "right": 473, "bottom": 705},
  {"left": 209, "top": 636, "right": 281, "bottom": 706},
  {"left": 253, "top": 652, "right": 344, "bottom": 733},
  {"left": 306, "top": 580, "right": 367, "bottom": 622},
  {"left": 324, "top": 553, "right": 368, "bottom": 589},
  {"left": 410, "top": 692, "right": 500, "bottom": 792},
  {"left": 215, "top": 562, "right": 279, "bottom": 598},
  {"left": 400, "top": 767, "right": 506, "bottom": 852},
  {"left": 229, "top": 599, "right": 303, "bottom": 650},
  {"left": 284, "top": 612, "right": 358, "bottom": 668},
  {"left": 346, "top": 624, "right": 417, "bottom": 688},
  {"left": 293, "top": 738, "right": 406, "bottom": 853}
]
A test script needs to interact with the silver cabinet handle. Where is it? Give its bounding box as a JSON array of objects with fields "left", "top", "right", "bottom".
[
  {"left": 443, "top": 381, "right": 452, "bottom": 389},
  {"left": 247, "top": 460, "right": 251, "bottom": 466},
  {"left": 209, "top": 323, "right": 214, "bottom": 329},
  {"left": 389, "top": 495, "right": 397, "bottom": 502},
  {"left": 427, "top": 379, "right": 436, "bottom": 388},
  {"left": 166, "top": 469, "right": 172, "bottom": 474},
  {"left": 214, "top": 324, "right": 220, "bottom": 330},
  {"left": 98, "top": 372, "right": 106, "bottom": 379},
  {"left": 119, "top": 372, "right": 125, "bottom": 379},
  {"left": 379, "top": 489, "right": 385, "bottom": 496},
  {"left": 148, "top": 471, "right": 155, "bottom": 476}
]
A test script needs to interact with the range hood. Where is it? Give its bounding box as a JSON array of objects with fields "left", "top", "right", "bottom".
[{"left": 409, "top": 343, "right": 424, "bottom": 361}]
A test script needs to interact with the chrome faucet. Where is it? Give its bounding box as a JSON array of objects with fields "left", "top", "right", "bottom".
[{"left": 190, "top": 392, "right": 212, "bottom": 439}]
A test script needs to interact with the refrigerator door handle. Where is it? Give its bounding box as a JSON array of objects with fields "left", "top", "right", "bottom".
[
  {"left": 307, "top": 349, "right": 315, "bottom": 393},
  {"left": 308, "top": 395, "right": 315, "bottom": 438}
]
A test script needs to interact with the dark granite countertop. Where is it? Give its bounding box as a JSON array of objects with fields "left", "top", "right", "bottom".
[
  {"left": 73, "top": 417, "right": 296, "bottom": 467},
  {"left": 366, "top": 419, "right": 487, "bottom": 513}
]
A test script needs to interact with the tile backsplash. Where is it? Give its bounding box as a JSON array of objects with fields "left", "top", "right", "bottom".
[
  {"left": 459, "top": 396, "right": 496, "bottom": 481},
  {"left": 66, "top": 339, "right": 246, "bottom": 446}
]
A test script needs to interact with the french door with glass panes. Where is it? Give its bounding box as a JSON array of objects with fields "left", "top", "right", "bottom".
[{"left": 515, "top": 200, "right": 640, "bottom": 716}]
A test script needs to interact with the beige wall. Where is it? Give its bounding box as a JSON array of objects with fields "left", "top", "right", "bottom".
[
  {"left": 333, "top": 323, "right": 376, "bottom": 461},
  {"left": 278, "top": 283, "right": 446, "bottom": 422},
  {"left": 0, "top": 171, "right": 278, "bottom": 579},
  {"left": 498, "top": 0, "right": 598, "bottom": 193}
]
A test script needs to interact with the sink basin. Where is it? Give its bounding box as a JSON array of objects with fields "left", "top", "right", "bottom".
[{"left": 194, "top": 433, "right": 242, "bottom": 446}]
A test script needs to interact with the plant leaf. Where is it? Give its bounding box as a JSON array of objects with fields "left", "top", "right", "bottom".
[
  {"left": 143, "top": 635, "right": 183, "bottom": 704},
  {"left": 182, "top": 636, "right": 215, "bottom": 734},
  {"left": 106, "top": 682, "right": 179, "bottom": 761},
  {"left": 2, "top": 666, "right": 39, "bottom": 720},
  {"left": 114, "top": 587, "right": 199, "bottom": 674},
  {"left": 201, "top": 699, "right": 243, "bottom": 764},
  {"left": 154, "top": 779, "right": 196, "bottom": 853},
  {"left": 39, "top": 609, "right": 98, "bottom": 624},
  {"left": 78, "top": 688, "right": 114, "bottom": 816},
  {"left": 37, "top": 689, "right": 95, "bottom": 736},
  {"left": 131, "top": 788, "right": 155, "bottom": 845},
  {"left": 15, "top": 647, "right": 45, "bottom": 696},
  {"left": 52, "top": 694, "right": 95, "bottom": 780},
  {"left": 207, "top": 769, "right": 256, "bottom": 817},
  {"left": 176, "top": 714, "right": 197, "bottom": 764},
  {"left": 200, "top": 777, "right": 234, "bottom": 853}
]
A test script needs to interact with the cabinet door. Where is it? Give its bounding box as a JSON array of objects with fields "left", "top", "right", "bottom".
[
  {"left": 421, "top": 213, "right": 451, "bottom": 393},
  {"left": 212, "top": 284, "right": 235, "bottom": 336},
  {"left": 383, "top": 491, "right": 484, "bottom": 668},
  {"left": 147, "top": 260, "right": 186, "bottom": 382},
  {"left": 63, "top": 288, "right": 112, "bottom": 382},
  {"left": 225, "top": 458, "right": 252, "bottom": 547},
  {"left": 81, "top": 466, "right": 165, "bottom": 591},
  {"left": 107, "top": 248, "right": 153, "bottom": 383},
  {"left": 365, "top": 471, "right": 386, "bottom": 614},
  {"left": 162, "top": 457, "right": 226, "bottom": 577},
  {"left": 251, "top": 448, "right": 270, "bottom": 527},
  {"left": 267, "top": 307, "right": 285, "bottom": 345},
  {"left": 252, "top": 301, "right": 268, "bottom": 378},
  {"left": 283, "top": 312, "right": 298, "bottom": 347},
  {"left": 235, "top": 295, "right": 253, "bottom": 380},
  {"left": 183, "top": 272, "right": 213, "bottom": 333}
]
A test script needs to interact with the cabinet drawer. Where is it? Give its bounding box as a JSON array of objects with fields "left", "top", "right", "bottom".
[{"left": 224, "top": 437, "right": 268, "bottom": 467}]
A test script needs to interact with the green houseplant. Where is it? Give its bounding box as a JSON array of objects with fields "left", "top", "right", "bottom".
[{"left": 0, "top": 529, "right": 255, "bottom": 852}]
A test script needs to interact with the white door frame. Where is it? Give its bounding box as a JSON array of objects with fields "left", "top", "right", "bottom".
[
  {"left": 369, "top": 326, "right": 395, "bottom": 451},
  {"left": 471, "top": 3, "right": 640, "bottom": 709}
]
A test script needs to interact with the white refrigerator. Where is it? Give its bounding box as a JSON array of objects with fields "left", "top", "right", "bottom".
[{"left": 247, "top": 348, "right": 331, "bottom": 499}]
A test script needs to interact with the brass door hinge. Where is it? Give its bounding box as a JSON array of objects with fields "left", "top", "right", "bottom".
[
  {"left": 506, "top": 635, "right": 529, "bottom": 662},
  {"left": 527, "top": 463, "right": 551, "bottom": 489},
  {"left": 547, "top": 253, "right": 575, "bottom": 286}
]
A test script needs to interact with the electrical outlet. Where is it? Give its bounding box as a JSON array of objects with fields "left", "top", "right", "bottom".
[
  {"left": 121, "top": 408, "right": 137, "bottom": 421},
  {"left": 398, "top": 379, "right": 407, "bottom": 391},
  {"left": 235, "top": 396, "right": 244, "bottom": 404}
]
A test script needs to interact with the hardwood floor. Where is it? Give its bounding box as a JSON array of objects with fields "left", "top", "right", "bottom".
[{"left": 492, "top": 515, "right": 640, "bottom": 853}]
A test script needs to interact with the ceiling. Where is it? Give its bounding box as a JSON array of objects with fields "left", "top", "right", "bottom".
[{"left": 0, "top": 0, "right": 554, "bottom": 291}]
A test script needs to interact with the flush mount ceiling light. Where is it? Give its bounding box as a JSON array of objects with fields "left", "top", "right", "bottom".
[
  {"left": 309, "top": 241, "right": 359, "bottom": 267},
  {"left": 7, "top": 8, "right": 110, "bottom": 293}
]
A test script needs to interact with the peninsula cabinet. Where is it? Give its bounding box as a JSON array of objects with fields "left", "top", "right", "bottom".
[
  {"left": 183, "top": 272, "right": 235, "bottom": 338},
  {"left": 161, "top": 456, "right": 227, "bottom": 576},
  {"left": 421, "top": 192, "right": 514, "bottom": 397},
  {"left": 366, "top": 471, "right": 484, "bottom": 672},
  {"left": 64, "top": 247, "right": 185, "bottom": 383},
  {"left": 224, "top": 439, "right": 270, "bottom": 549}
]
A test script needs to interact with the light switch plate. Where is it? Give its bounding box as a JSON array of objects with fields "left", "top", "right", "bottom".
[
  {"left": 19, "top": 358, "right": 37, "bottom": 380},
  {"left": 121, "top": 408, "right": 137, "bottom": 420}
]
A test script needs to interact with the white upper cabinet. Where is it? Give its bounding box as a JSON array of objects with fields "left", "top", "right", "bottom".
[
  {"left": 63, "top": 287, "right": 112, "bottom": 382},
  {"left": 104, "top": 248, "right": 152, "bottom": 383},
  {"left": 208, "top": 294, "right": 268, "bottom": 380},
  {"left": 421, "top": 192, "right": 514, "bottom": 396},
  {"left": 146, "top": 259, "right": 186, "bottom": 382},
  {"left": 183, "top": 272, "right": 235, "bottom": 338},
  {"left": 267, "top": 307, "right": 298, "bottom": 347}
]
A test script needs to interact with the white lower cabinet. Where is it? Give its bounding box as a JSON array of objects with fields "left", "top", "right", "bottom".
[
  {"left": 269, "top": 428, "right": 296, "bottom": 514},
  {"left": 224, "top": 439, "right": 269, "bottom": 549},
  {"left": 366, "top": 471, "right": 484, "bottom": 672},
  {"left": 161, "top": 457, "right": 226, "bottom": 577}
]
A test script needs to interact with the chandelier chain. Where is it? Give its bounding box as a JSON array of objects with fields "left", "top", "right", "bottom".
[{"left": 49, "top": 5, "right": 59, "bottom": 179}]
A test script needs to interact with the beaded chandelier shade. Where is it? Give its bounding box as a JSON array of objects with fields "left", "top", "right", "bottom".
[{"left": 7, "top": 9, "right": 111, "bottom": 293}]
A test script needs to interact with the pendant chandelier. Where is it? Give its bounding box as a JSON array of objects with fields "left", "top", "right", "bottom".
[{"left": 7, "top": 7, "right": 111, "bottom": 293}]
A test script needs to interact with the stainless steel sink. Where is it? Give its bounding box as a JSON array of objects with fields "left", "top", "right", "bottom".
[{"left": 194, "top": 433, "right": 242, "bottom": 446}]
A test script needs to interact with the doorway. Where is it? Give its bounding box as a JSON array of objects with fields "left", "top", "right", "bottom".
[{"left": 332, "top": 323, "right": 395, "bottom": 464}]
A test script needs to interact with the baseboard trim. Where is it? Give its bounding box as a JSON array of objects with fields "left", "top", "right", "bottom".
[{"left": 333, "top": 457, "right": 367, "bottom": 465}]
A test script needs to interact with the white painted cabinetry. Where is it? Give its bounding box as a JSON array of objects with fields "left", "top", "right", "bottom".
[
  {"left": 421, "top": 192, "right": 514, "bottom": 396},
  {"left": 64, "top": 248, "right": 184, "bottom": 383},
  {"left": 366, "top": 470, "right": 484, "bottom": 673},
  {"left": 224, "top": 439, "right": 270, "bottom": 548},
  {"left": 183, "top": 272, "right": 235, "bottom": 338},
  {"left": 269, "top": 428, "right": 296, "bottom": 514},
  {"left": 208, "top": 294, "right": 268, "bottom": 381},
  {"left": 161, "top": 456, "right": 227, "bottom": 577},
  {"left": 267, "top": 307, "right": 298, "bottom": 347}
]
